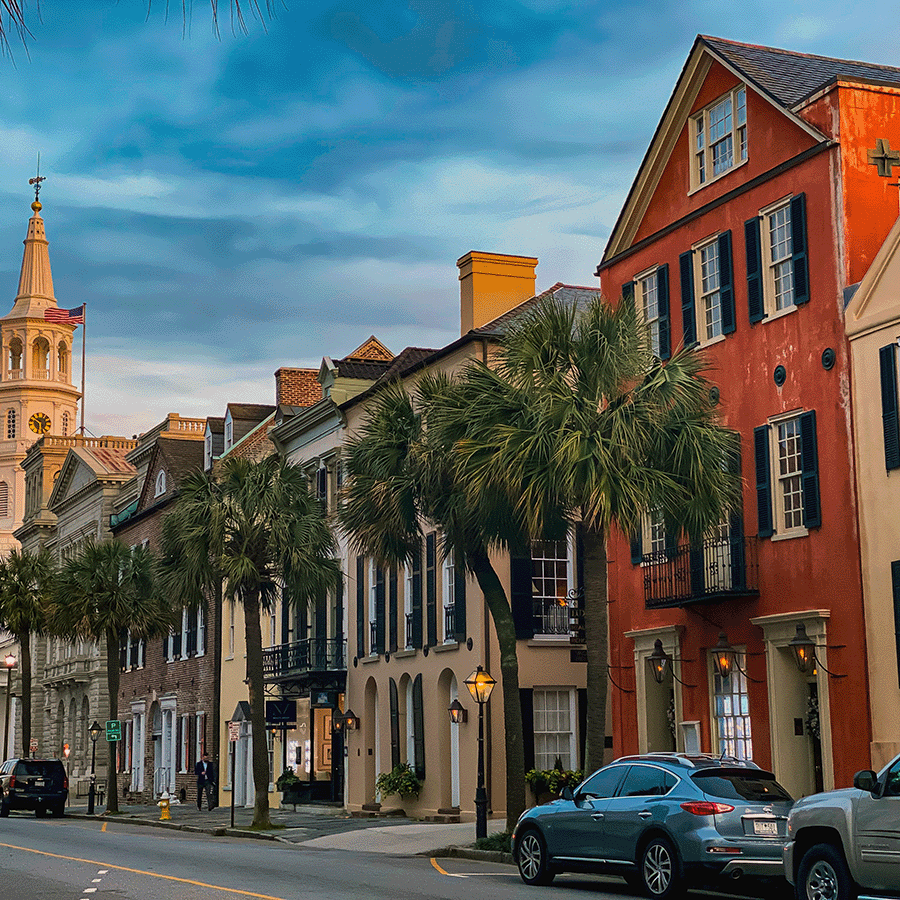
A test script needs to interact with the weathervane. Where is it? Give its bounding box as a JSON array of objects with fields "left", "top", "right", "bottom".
[{"left": 28, "top": 153, "right": 45, "bottom": 204}]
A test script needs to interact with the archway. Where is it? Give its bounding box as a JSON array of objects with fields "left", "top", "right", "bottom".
[
  {"left": 437, "top": 668, "right": 458, "bottom": 810},
  {"left": 8, "top": 337, "right": 21, "bottom": 375},
  {"left": 57, "top": 341, "right": 69, "bottom": 377},
  {"left": 32, "top": 337, "right": 49, "bottom": 377},
  {"left": 364, "top": 677, "right": 379, "bottom": 804}
]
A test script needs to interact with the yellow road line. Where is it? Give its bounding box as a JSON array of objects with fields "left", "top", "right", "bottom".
[
  {"left": 101, "top": 823, "right": 107, "bottom": 833},
  {"left": 0, "top": 842, "right": 285, "bottom": 899},
  {"left": 430, "top": 858, "right": 467, "bottom": 878}
]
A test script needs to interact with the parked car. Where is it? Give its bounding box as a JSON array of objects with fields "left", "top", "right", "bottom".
[
  {"left": 0, "top": 758, "right": 68, "bottom": 817},
  {"left": 512, "top": 752, "right": 794, "bottom": 898},
  {"left": 784, "top": 751, "right": 900, "bottom": 900}
]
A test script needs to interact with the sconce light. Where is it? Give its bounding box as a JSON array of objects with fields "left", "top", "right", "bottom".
[
  {"left": 712, "top": 632, "right": 734, "bottom": 680},
  {"left": 788, "top": 623, "right": 815, "bottom": 674},
  {"left": 333, "top": 708, "right": 359, "bottom": 733},
  {"left": 448, "top": 698, "right": 467, "bottom": 724},
  {"left": 647, "top": 639, "right": 696, "bottom": 687}
]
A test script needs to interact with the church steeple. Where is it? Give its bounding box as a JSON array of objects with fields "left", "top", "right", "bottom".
[{"left": 9, "top": 199, "right": 57, "bottom": 319}]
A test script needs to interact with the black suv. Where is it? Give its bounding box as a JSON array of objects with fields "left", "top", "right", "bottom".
[{"left": 0, "top": 758, "right": 68, "bottom": 817}]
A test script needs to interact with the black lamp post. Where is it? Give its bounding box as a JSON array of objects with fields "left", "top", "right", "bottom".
[
  {"left": 464, "top": 665, "right": 495, "bottom": 840},
  {"left": 2, "top": 654, "right": 16, "bottom": 761},
  {"left": 88, "top": 720, "right": 102, "bottom": 814}
]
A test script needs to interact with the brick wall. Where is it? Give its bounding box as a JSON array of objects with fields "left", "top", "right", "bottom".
[{"left": 274, "top": 368, "right": 320, "bottom": 407}]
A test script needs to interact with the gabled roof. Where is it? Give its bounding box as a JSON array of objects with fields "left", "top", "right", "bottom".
[
  {"left": 474, "top": 283, "right": 602, "bottom": 336},
  {"left": 332, "top": 358, "right": 394, "bottom": 380},
  {"left": 846, "top": 213, "right": 900, "bottom": 337},
  {"left": 226, "top": 403, "right": 275, "bottom": 422},
  {"left": 344, "top": 335, "right": 393, "bottom": 362},
  {"left": 134, "top": 437, "right": 204, "bottom": 514}
]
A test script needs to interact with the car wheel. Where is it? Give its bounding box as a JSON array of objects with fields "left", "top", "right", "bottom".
[
  {"left": 0, "top": 800, "right": 8, "bottom": 818},
  {"left": 516, "top": 828, "right": 555, "bottom": 886},
  {"left": 51, "top": 803, "right": 64, "bottom": 818},
  {"left": 35, "top": 806, "right": 46, "bottom": 818},
  {"left": 640, "top": 836, "right": 682, "bottom": 899},
  {"left": 797, "top": 843, "right": 855, "bottom": 900}
]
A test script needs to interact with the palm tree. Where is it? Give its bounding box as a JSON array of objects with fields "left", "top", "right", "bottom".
[
  {"left": 452, "top": 293, "right": 740, "bottom": 773},
  {"left": 0, "top": 548, "right": 55, "bottom": 758},
  {"left": 159, "top": 455, "right": 341, "bottom": 829},
  {"left": 50, "top": 539, "right": 174, "bottom": 814},
  {"left": 340, "top": 376, "right": 532, "bottom": 829}
]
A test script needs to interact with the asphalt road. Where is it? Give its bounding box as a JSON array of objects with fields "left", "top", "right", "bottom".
[{"left": 0, "top": 812, "right": 782, "bottom": 900}]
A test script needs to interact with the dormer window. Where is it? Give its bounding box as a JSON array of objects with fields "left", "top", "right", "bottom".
[
  {"left": 155, "top": 470, "right": 167, "bottom": 497},
  {"left": 204, "top": 429, "right": 213, "bottom": 470},
  {"left": 691, "top": 86, "right": 747, "bottom": 189},
  {"left": 224, "top": 413, "right": 233, "bottom": 451}
]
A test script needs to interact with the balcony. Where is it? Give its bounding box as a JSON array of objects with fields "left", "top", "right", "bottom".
[
  {"left": 262, "top": 637, "right": 347, "bottom": 695},
  {"left": 642, "top": 536, "right": 759, "bottom": 609}
]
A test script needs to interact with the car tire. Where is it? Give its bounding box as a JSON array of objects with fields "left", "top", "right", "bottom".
[
  {"left": 639, "top": 836, "right": 682, "bottom": 899},
  {"left": 797, "top": 843, "right": 855, "bottom": 900},
  {"left": 0, "top": 800, "right": 8, "bottom": 818},
  {"left": 516, "top": 827, "right": 555, "bottom": 886},
  {"left": 51, "top": 803, "right": 64, "bottom": 818}
]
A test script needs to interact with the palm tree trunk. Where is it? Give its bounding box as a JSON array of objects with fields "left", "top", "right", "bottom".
[
  {"left": 19, "top": 630, "right": 30, "bottom": 759},
  {"left": 470, "top": 547, "right": 526, "bottom": 830},
  {"left": 242, "top": 588, "right": 271, "bottom": 828},
  {"left": 105, "top": 628, "right": 120, "bottom": 814},
  {"left": 582, "top": 522, "right": 609, "bottom": 775}
]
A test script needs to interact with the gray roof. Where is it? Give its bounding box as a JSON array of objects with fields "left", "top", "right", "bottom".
[{"left": 703, "top": 35, "right": 900, "bottom": 107}]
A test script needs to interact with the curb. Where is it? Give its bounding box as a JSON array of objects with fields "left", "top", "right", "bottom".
[
  {"left": 431, "top": 846, "right": 515, "bottom": 865},
  {"left": 65, "top": 812, "right": 282, "bottom": 840}
]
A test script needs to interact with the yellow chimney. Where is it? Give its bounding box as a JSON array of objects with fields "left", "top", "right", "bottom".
[{"left": 457, "top": 251, "right": 538, "bottom": 335}]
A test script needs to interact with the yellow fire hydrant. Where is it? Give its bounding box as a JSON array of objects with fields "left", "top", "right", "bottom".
[{"left": 158, "top": 790, "right": 171, "bottom": 821}]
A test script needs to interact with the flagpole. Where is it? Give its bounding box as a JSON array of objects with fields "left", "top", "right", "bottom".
[{"left": 80, "top": 302, "right": 86, "bottom": 435}]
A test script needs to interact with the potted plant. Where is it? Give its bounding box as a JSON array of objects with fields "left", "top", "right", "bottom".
[
  {"left": 375, "top": 763, "right": 422, "bottom": 802},
  {"left": 525, "top": 759, "right": 583, "bottom": 804},
  {"left": 276, "top": 769, "right": 305, "bottom": 807}
]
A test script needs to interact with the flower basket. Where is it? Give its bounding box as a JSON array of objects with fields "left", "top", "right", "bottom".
[{"left": 375, "top": 763, "right": 422, "bottom": 800}]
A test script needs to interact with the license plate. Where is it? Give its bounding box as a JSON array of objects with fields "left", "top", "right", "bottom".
[{"left": 753, "top": 820, "right": 778, "bottom": 836}]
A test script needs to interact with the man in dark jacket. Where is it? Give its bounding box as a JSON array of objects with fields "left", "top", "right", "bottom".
[{"left": 194, "top": 753, "right": 216, "bottom": 810}]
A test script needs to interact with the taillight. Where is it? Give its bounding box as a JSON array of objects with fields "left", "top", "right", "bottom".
[
  {"left": 63, "top": 776, "right": 68, "bottom": 790},
  {"left": 681, "top": 801, "right": 734, "bottom": 816},
  {"left": 8, "top": 775, "right": 15, "bottom": 789}
]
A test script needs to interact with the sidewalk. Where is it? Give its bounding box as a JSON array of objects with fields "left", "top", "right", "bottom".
[{"left": 64, "top": 799, "right": 505, "bottom": 855}]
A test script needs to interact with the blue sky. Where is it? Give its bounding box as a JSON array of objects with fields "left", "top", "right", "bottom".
[{"left": 0, "top": 1, "right": 897, "bottom": 434}]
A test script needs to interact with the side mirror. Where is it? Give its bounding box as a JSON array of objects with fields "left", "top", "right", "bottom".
[
  {"left": 560, "top": 785, "right": 575, "bottom": 801},
  {"left": 853, "top": 770, "right": 878, "bottom": 794}
]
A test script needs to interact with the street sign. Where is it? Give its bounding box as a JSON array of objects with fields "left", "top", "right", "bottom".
[
  {"left": 265, "top": 699, "right": 297, "bottom": 726},
  {"left": 105, "top": 719, "right": 121, "bottom": 742},
  {"left": 228, "top": 721, "right": 240, "bottom": 743},
  {"left": 29, "top": 737, "right": 37, "bottom": 753}
]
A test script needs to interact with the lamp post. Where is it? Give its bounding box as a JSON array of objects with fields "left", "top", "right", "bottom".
[
  {"left": 2, "top": 654, "right": 16, "bottom": 760},
  {"left": 464, "top": 666, "right": 495, "bottom": 840},
  {"left": 88, "top": 721, "right": 102, "bottom": 815}
]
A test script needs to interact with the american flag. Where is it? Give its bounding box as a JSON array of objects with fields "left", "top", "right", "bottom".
[{"left": 44, "top": 305, "right": 85, "bottom": 324}]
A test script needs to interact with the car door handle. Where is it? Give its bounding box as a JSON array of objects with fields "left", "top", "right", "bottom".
[
  {"left": 591, "top": 813, "right": 605, "bottom": 820},
  {"left": 638, "top": 811, "right": 652, "bottom": 819}
]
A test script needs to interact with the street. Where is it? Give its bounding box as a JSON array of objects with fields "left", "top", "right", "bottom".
[{"left": 0, "top": 813, "right": 784, "bottom": 900}]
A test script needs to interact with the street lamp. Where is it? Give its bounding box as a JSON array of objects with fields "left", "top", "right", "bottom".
[
  {"left": 88, "top": 721, "right": 102, "bottom": 815},
  {"left": 464, "top": 666, "right": 495, "bottom": 840},
  {"left": 2, "top": 654, "right": 16, "bottom": 760}
]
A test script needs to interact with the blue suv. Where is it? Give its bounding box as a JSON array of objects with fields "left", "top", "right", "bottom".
[{"left": 512, "top": 753, "right": 793, "bottom": 898}]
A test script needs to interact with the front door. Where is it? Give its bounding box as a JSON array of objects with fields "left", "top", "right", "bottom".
[{"left": 856, "top": 757, "right": 900, "bottom": 890}]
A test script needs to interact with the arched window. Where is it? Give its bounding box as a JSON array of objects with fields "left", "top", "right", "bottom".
[
  {"left": 8, "top": 337, "right": 22, "bottom": 376},
  {"left": 57, "top": 341, "right": 69, "bottom": 376},
  {"left": 6, "top": 409, "right": 15, "bottom": 439},
  {"left": 32, "top": 337, "right": 49, "bottom": 378},
  {"left": 0, "top": 482, "right": 8, "bottom": 517},
  {"left": 155, "top": 470, "right": 166, "bottom": 497},
  {"left": 61, "top": 412, "right": 70, "bottom": 436}
]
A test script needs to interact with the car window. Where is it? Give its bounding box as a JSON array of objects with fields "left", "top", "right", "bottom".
[
  {"left": 579, "top": 766, "right": 627, "bottom": 800},
  {"left": 883, "top": 759, "right": 900, "bottom": 797},
  {"left": 692, "top": 769, "right": 792, "bottom": 802},
  {"left": 618, "top": 765, "right": 675, "bottom": 797}
]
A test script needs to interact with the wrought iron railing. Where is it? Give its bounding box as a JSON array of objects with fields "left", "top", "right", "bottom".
[
  {"left": 443, "top": 604, "right": 455, "bottom": 641},
  {"left": 262, "top": 638, "right": 347, "bottom": 680},
  {"left": 405, "top": 613, "right": 414, "bottom": 648},
  {"left": 642, "top": 536, "right": 758, "bottom": 609},
  {"left": 369, "top": 620, "right": 377, "bottom": 653}
]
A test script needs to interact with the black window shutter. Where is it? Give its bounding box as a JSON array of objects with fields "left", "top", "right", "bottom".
[
  {"left": 453, "top": 560, "right": 467, "bottom": 642},
  {"left": 356, "top": 555, "right": 365, "bottom": 657},
  {"left": 425, "top": 533, "right": 437, "bottom": 647},
  {"left": 791, "top": 193, "right": 810, "bottom": 306},
  {"left": 389, "top": 678, "right": 401, "bottom": 769},
  {"left": 622, "top": 280, "right": 635, "bottom": 305},
  {"left": 892, "top": 561, "right": 900, "bottom": 689},
  {"left": 412, "top": 674, "right": 426, "bottom": 780},
  {"left": 411, "top": 548, "right": 423, "bottom": 649},
  {"left": 657, "top": 263, "right": 671, "bottom": 360},
  {"left": 728, "top": 438, "right": 746, "bottom": 589},
  {"left": 745, "top": 216, "right": 765, "bottom": 323},
  {"left": 388, "top": 567, "right": 398, "bottom": 653},
  {"left": 510, "top": 552, "right": 534, "bottom": 639},
  {"left": 718, "top": 230, "right": 736, "bottom": 334},
  {"left": 375, "top": 566, "right": 385, "bottom": 654},
  {"left": 520, "top": 688, "right": 535, "bottom": 772},
  {"left": 120, "top": 630, "right": 128, "bottom": 671},
  {"left": 315, "top": 592, "right": 327, "bottom": 640},
  {"left": 754, "top": 425, "right": 774, "bottom": 538},
  {"left": 799, "top": 410, "right": 821, "bottom": 528},
  {"left": 880, "top": 344, "right": 900, "bottom": 470},
  {"left": 679, "top": 250, "right": 696, "bottom": 347},
  {"left": 630, "top": 531, "right": 643, "bottom": 565}
]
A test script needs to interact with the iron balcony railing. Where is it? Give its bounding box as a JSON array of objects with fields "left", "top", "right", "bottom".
[
  {"left": 369, "top": 620, "right": 377, "bottom": 652},
  {"left": 405, "top": 612, "right": 414, "bottom": 649},
  {"left": 444, "top": 603, "right": 456, "bottom": 640},
  {"left": 642, "top": 536, "right": 759, "bottom": 609},
  {"left": 262, "top": 637, "right": 347, "bottom": 680}
]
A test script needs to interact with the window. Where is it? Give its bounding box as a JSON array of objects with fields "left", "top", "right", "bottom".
[
  {"left": 442, "top": 554, "right": 455, "bottom": 643},
  {"left": 6, "top": 409, "right": 15, "bottom": 439},
  {"left": 57, "top": 341, "right": 68, "bottom": 375},
  {"left": 120, "top": 630, "right": 145, "bottom": 671},
  {"left": 130, "top": 705, "right": 145, "bottom": 793},
  {"left": 531, "top": 538, "right": 573, "bottom": 636},
  {"left": 0, "top": 482, "right": 7, "bottom": 518},
  {"left": 195, "top": 712, "right": 206, "bottom": 763},
  {"left": 533, "top": 688, "right": 576, "bottom": 771},
  {"left": 643, "top": 509, "right": 667, "bottom": 559},
  {"left": 712, "top": 650, "right": 752, "bottom": 760},
  {"left": 579, "top": 765, "right": 627, "bottom": 800},
  {"left": 164, "top": 608, "right": 205, "bottom": 660},
  {"left": 691, "top": 85, "right": 747, "bottom": 188},
  {"left": 204, "top": 430, "right": 213, "bottom": 470},
  {"left": 8, "top": 338, "right": 21, "bottom": 374},
  {"left": 224, "top": 413, "right": 233, "bottom": 451},
  {"left": 625, "top": 266, "right": 670, "bottom": 360},
  {"left": 619, "top": 765, "right": 678, "bottom": 797},
  {"left": 404, "top": 565, "right": 415, "bottom": 649},
  {"left": 179, "top": 714, "right": 191, "bottom": 773},
  {"left": 155, "top": 470, "right": 167, "bottom": 497},
  {"left": 881, "top": 342, "right": 900, "bottom": 470},
  {"left": 368, "top": 559, "right": 378, "bottom": 655},
  {"left": 61, "top": 412, "right": 69, "bottom": 436},
  {"left": 680, "top": 233, "right": 734, "bottom": 346},
  {"left": 754, "top": 411, "right": 820, "bottom": 538}
]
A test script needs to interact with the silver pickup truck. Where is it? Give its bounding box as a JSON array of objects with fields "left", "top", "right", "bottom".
[{"left": 784, "top": 752, "right": 900, "bottom": 899}]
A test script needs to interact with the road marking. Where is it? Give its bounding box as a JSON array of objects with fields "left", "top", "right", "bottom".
[
  {"left": 0, "top": 842, "right": 287, "bottom": 899},
  {"left": 430, "top": 858, "right": 467, "bottom": 878},
  {"left": 101, "top": 823, "right": 107, "bottom": 833}
]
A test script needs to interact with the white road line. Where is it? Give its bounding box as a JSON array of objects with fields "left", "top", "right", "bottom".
[
  {"left": 84, "top": 890, "right": 97, "bottom": 894},
  {"left": 97, "top": 869, "right": 108, "bottom": 874},
  {"left": 91, "top": 878, "right": 102, "bottom": 882}
]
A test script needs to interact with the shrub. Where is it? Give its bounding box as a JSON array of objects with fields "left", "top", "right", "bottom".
[
  {"left": 276, "top": 769, "right": 301, "bottom": 791},
  {"left": 525, "top": 766, "right": 583, "bottom": 796},
  {"left": 375, "top": 763, "right": 422, "bottom": 799},
  {"left": 474, "top": 829, "right": 512, "bottom": 852}
]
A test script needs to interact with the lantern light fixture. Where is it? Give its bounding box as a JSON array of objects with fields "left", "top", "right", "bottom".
[
  {"left": 464, "top": 666, "right": 496, "bottom": 705},
  {"left": 448, "top": 698, "right": 467, "bottom": 724}
]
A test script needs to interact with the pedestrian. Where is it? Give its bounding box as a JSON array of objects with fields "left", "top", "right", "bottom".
[{"left": 194, "top": 753, "right": 216, "bottom": 811}]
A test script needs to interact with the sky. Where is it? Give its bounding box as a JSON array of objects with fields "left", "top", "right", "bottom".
[{"left": 0, "top": 0, "right": 898, "bottom": 436}]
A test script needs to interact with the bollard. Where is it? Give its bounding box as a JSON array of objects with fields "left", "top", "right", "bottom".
[{"left": 158, "top": 790, "right": 171, "bottom": 821}]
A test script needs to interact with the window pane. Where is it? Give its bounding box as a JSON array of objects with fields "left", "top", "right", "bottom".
[
  {"left": 713, "top": 651, "right": 752, "bottom": 759},
  {"left": 533, "top": 689, "right": 573, "bottom": 770}
]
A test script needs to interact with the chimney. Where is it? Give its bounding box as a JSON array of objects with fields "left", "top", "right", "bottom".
[
  {"left": 457, "top": 251, "right": 538, "bottom": 335},
  {"left": 274, "top": 368, "right": 321, "bottom": 407}
]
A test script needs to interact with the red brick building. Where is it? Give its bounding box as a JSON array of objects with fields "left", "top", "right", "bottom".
[{"left": 596, "top": 36, "right": 900, "bottom": 797}]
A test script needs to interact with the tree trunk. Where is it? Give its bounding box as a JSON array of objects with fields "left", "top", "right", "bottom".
[
  {"left": 582, "top": 521, "right": 609, "bottom": 775},
  {"left": 470, "top": 547, "right": 526, "bottom": 830},
  {"left": 242, "top": 588, "right": 271, "bottom": 828},
  {"left": 105, "top": 628, "right": 120, "bottom": 814},
  {"left": 19, "top": 630, "right": 30, "bottom": 759}
]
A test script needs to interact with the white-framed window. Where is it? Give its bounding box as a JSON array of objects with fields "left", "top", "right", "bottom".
[
  {"left": 204, "top": 429, "right": 213, "bottom": 470},
  {"left": 224, "top": 412, "right": 233, "bottom": 451},
  {"left": 775, "top": 415, "right": 804, "bottom": 533},
  {"left": 368, "top": 559, "right": 378, "bottom": 654},
  {"left": 691, "top": 85, "right": 747, "bottom": 189},
  {"left": 711, "top": 650, "right": 752, "bottom": 760},
  {"left": 442, "top": 554, "right": 455, "bottom": 643},
  {"left": 697, "top": 238, "right": 723, "bottom": 342},
  {"left": 533, "top": 688, "right": 577, "bottom": 771},
  {"left": 636, "top": 267, "right": 662, "bottom": 358},
  {"left": 195, "top": 712, "right": 206, "bottom": 762},
  {"left": 155, "top": 470, "right": 166, "bottom": 497},
  {"left": 179, "top": 713, "right": 191, "bottom": 773},
  {"left": 164, "top": 607, "right": 205, "bottom": 660},
  {"left": 642, "top": 509, "right": 667, "bottom": 559},
  {"left": 130, "top": 703, "right": 145, "bottom": 792},
  {"left": 758, "top": 198, "right": 796, "bottom": 315},
  {"left": 228, "top": 600, "right": 235, "bottom": 658},
  {"left": 531, "top": 536, "right": 574, "bottom": 637},
  {"left": 404, "top": 565, "right": 414, "bottom": 649}
]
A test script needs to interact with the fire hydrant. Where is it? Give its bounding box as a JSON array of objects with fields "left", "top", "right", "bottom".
[{"left": 158, "top": 790, "right": 171, "bottom": 821}]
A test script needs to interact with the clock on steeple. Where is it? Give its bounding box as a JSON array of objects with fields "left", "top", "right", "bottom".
[{"left": 28, "top": 412, "right": 51, "bottom": 434}]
